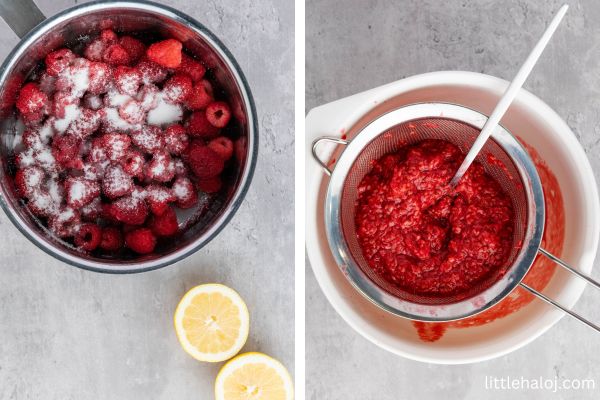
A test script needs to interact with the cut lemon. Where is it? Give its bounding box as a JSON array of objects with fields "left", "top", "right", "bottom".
[
  {"left": 174, "top": 284, "right": 249, "bottom": 363},
  {"left": 215, "top": 352, "right": 294, "bottom": 400}
]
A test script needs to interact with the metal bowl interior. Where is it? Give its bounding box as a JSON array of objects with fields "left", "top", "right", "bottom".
[{"left": 0, "top": 1, "right": 257, "bottom": 273}]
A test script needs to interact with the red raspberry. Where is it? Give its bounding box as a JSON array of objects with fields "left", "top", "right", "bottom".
[
  {"left": 16, "top": 83, "right": 48, "bottom": 115},
  {"left": 186, "top": 111, "right": 219, "bottom": 138},
  {"left": 113, "top": 66, "right": 141, "bottom": 96},
  {"left": 119, "top": 99, "right": 145, "bottom": 124},
  {"left": 55, "top": 59, "right": 91, "bottom": 97},
  {"left": 173, "top": 158, "right": 189, "bottom": 176},
  {"left": 206, "top": 101, "right": 232, "bottom": 128},
  {"left": 137, "top": 84, "right": 160, "bottom": 111},
  {"left": 187, "top": 145, "right": 224, "bottom": 179},
  {"left": 27, "top": 188, "right": 57, "bottom": 217},
  {"left": 164, "top": 124, "right": 189, "bottom": 155},
  {"left": 81, "top": 197, "right": 103, "bottom": 220},
  {"left": 38, "top": 72, "right": 56, "bottom": 95},
  {"left": 51, "top": 91, "right": 78, "bottom": 119},
  {"left": 138, "top": 60, "right": 168, "bottom": 84},
  {"left": 48, "top": 206, "right": 81, "bottom": 238},
  {"left": 145, "top": 184, "right": 176, "bottom": 215},
  {"left": 208, "top": 136, "right": 234, "bottom": 161},
  {"left": 14, "top": 166, "right": 45, "bottom": 197},
  {"left": 74, "top": 223, "right": 102, "bottom": 251},
  {"left": 163, "top": 74, "right": 192, "bottom": 103},
  {"left": 84, "top": 38, "right": 107, "bottom": 62},
  {"left": 88, "top": 62, "right": 112, "bottom": 94},
  {"left": 103, "top": 164, "right": 133, "bottom": 199},
  {"left": 119, "top": 36, "right": 146, "bottom": 62},
  {"left": 83, "top": 94, "right": 103, "bottom": 110},
  {"left": 146, "top": 39, "right": 182, "bottom": 68},
  {"left": 100, "top": 226, "right": 124, "bottom": 251},
  {"left": 100, "top": 29, "right": 118, "bottom": 43},
  {"left": 101, "top": 133, "right": 131, "bottom": 162},
  {"left": 22, "top": 129, "right": 44, "bottom": 149},
  {"left": 52, "top": 135, "right": 83, "bottom": 169},
  {"left": 177, "top": 54, "right": 206, "bottom": 82},
  {"left": 197, "top": 176, "right": 222, "bottom": 193},
  {"left": 65, "top": 176, "right": 101, "bottom": 208},
  {"left": 185, "top": 80, "right": 213, "bottom": 110},
  {"left": 45, "top": 48, "right": 76, "bottom": 76},
  {"left": 131, "top": 125, "right": 164, "bottom": 153},
  {"left": 149, "top": 206, "right": 179, "bottom": 236},
  {"left": 145, "top": 151, "right": 175, "bottom": 183},
  {"left": 87, "top": 137, "right": 108, "bottom": 163},
  {"left": 103, "top": 43, "right": 131, "bottom": 66},
  {"left": 121, "top": 149, "right": 145, "bottom": 179},
  {"left": 125, "top": 227, "right": 156, "bottom": 254},
  {"left": 172, "top": 176, "right": 198, "bottom": 209},
  {"left": 106, "top": 195, "right": 148, "bottom": 225},
  {"left": 21, "top": 111, "right": 44, "bottom": 125},
  {"left": 66, "top": 108, "right": 101, "bottom": 138}
]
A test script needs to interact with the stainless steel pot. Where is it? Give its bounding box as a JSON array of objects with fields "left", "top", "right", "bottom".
[{"left": 0, "top": 0, "right": 258, "bottom": 273}]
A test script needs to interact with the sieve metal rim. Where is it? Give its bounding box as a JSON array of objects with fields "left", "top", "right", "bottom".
[{"left": 319, "top": 103, "right": 545, "bottom": 322}]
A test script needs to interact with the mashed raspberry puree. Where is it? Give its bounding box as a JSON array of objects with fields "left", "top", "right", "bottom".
[{"left": 355, "top": 139, "right": 514, "bottom": 298}]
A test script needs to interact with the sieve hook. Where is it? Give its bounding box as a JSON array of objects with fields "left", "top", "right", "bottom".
[
  {"left": 519, "top": 247, "right": 600, "bottom": 333},
  {"left": 312, "top": 136, "right": 348, "bottom": 176}
]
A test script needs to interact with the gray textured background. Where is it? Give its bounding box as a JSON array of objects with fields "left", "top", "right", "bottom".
[
  {"left": 306, "top": 0, "right": 600, "bottom": 399},
  {"left": 0, "top": 0, "right": 294, "bottom": 398}
]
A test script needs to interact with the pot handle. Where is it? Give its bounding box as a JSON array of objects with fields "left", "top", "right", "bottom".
[
  {"left": 0, "top": 0, "right": 46, "bottom": 39},
  {"left": 311, "top": 136, "right": 348, "bottom": 176}
]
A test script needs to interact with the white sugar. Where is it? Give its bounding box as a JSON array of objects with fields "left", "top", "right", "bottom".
[
  {"left": 103, "top": 107, "right": 140, "bottom": 132},
  {"left": 147, "top": 93, "right": 182, "bottom": 126},
  {"left": 54, "top": 104, "right": 81, "bottom": 133},
  {"left": 68, "top": 180, "right": 86, "bottom": 203}
]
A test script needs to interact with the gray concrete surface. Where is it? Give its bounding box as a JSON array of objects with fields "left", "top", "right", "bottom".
[
  {"left": 306, "top": 1, "right": 600, "bottom": 399},
  {"left": 0, "top": 0, "right": 293, "bottom": 398}
]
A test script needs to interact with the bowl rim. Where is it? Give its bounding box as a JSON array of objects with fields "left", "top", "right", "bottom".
[
  {"left": 0, "top": 0, "right": 258, "bottom": 274},
  {"left": 305, "top": 70, "right": 600, "bottom": 364}
]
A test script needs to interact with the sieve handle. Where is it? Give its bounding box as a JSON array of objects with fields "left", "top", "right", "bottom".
[
  {"left": 539, "top": 247, "right": 600, "bottom": 291},
  {"left": 311, "top": 136, "right": 348, "bottom": 176}
]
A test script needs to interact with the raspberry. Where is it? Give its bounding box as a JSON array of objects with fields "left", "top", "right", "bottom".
[
  {"left": 27, "top": 188, "right": 57, "bottom": 217},
  {"left": 45, "top": 48, "right": 76, "bottom": 76},
  {"left": 119, "top": 36, "right": 146, "bottom": 62},
  {"left": 52, "top": 135, "right": 83, "bottom": 169},
  {"left": 74, "top": 223, "right": 102, "bottom": 251},
  {"left": 100, "top": 226, "right": 123, "bottom": 251},
  {"left": 100, "top": 29, "right": 118, "bottom": 43},
  {"left": 55, "top": 59, "right": 91, "bottom": 98},
  {"left": 187, "top": 145, "right": 224, "bottom": 179},
  {"left": 118, "top": 99, "right": 145, "bottom": 124},
  {"left": 21, "top": 111, "right": 44, "bottom": 125},
  {"left": 138, "top": 60, "right": 168, "bottom": 84},
  {"left": 66, "top": 108, "right": 101, "bottom": 138},
  {"left": 125, "top": 227, "right": 156, "bottom": 254},
  {"left": 103, "top": 43, "right": 131, "bottom": 66},
  {"left": 145, "top": 184, "right": 176, "bottom": 215},
  {"left": 145, "top": 150, "right": 175, "bottom": 183},
  {"left": 48, "top": 206, "right": 81, "bottom": 238},
  {"left": 197, "top": 176, "right": 222, "bottom": 193},
  {"left": 172, "top": 176, "right": 198, "bottom": 209},
  {"left": 208, "top": 136, "right": 234, "bottom": 161},
  {"left": 52, "top": 91, "right": 78, "bottom": 119},
  {"left": 163, "top": 74, "right": 192, "bottom": 103},
  {"left": 106, "top": 195, "right": 148, "bottom": 225},
  {"left": 84, "top": 39, "right": 107, "bottom": 62},
  {"left": 16, "top": 83, "right": 48, "bottom": 115},
  {"left": 149, "top": 206, "right": 179, "bottom": 236},
  {"left": 65, "top": 176, "right": 100, "bottom": 208},
  {"left": 186, "top": 111, "right": 219, "bottom": 138},
  {"left": 101, "top": 132, "right": 131, "bottom": 162},
  {"left": 14, "top": 166, "right": 45, "bottom": 197},
  {"left": 206, "top": 101, "right": 232, "bottom": 128},
  {"left": 146, "top": 39, "right": 182, "bottom": 68},
  {"left": 173, "top": 158, "right": 189, "bottom": 176},
  {"left": 177, "top": 54, "right": 206, "bottom": 82},
  {"left": 113, "top": 66, "right": 141, "bottom": 96},
  {"left": 38, "top": 72, "right": 56, "bottom": 95},
  {"left": 81, "top": 197, "right": 103, "bottom": 220},
  {"left": 164, "top": 124, "right": 189, "bottom": 155},
  {"left": 103, "top": 164, "right": 133, "bottom": 199},
  {"left": 131, "top": 125, "right": 164, "bottom": 153},
  {"left": 88, "top": 62, "right": 112, "bottom": 94},
  {"left": 137, "top": 84, "right": 160, "bottom": 111},
  {"left": 121, "top": 149, "right": 145, "bottom": 179},
  {"left": 22, "top": 129, "right": 44, "bottom": 149},
  {"left": 185, "top": 80, "right": 213, "bottom": 110},
  {"left": 87, "top": 137, "right": 108, "bottom": 163}
]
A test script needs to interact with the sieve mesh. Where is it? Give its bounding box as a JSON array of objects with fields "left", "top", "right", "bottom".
[{"left": 340, "top": 117, "right": 528, "bottom": 305}]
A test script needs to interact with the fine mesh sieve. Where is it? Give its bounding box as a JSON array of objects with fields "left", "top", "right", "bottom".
[{"left": 313, "top": 103, "right": 600, "bottom": 330}]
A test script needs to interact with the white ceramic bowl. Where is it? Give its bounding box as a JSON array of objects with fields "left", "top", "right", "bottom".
[{"left": 305, "top": 71, "right": 600, "bottom": 364}]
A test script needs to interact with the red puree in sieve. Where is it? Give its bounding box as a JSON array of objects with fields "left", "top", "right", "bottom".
[{"left": 355, "top": 139, "right": 515, "bottom": 299}]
